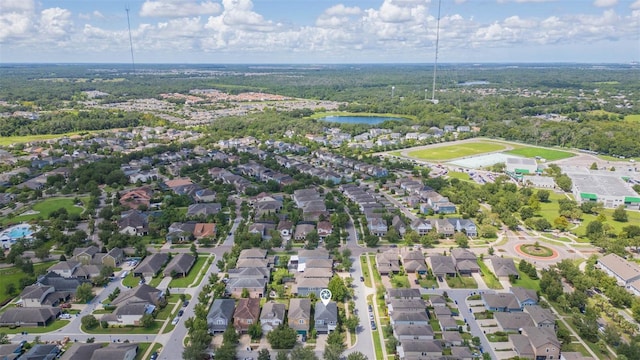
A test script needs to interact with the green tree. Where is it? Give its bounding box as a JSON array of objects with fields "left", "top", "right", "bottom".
[
  {"left": 223, "top": 324, "right": 239, "bottom": 344},
  {"left": 555, "top": 175, "right": 573, "bottom": 192},
  {"left": 537, "top": 190, "right": 551, "bottom": 202},
  {"left": 248, "top": 322, "right": 263, "bottom": 340},
  {"left": 275, "top": 351, "right": 289, "bottom": 360},
  {"left": 346, "top": 352, "right": 368, "bottom": 360},
  {"left": 328, "top": 275, "right": 348, "bottom": 302},
  {"left": 586, "top": 220, "right": 604, "bottom": 241},
  {"left": 590, "top": 162, "right": 598, "bottom": 170},
  {"left": 553, "top": 216, "right": 570, "bottom": 231},
  {"left": 454, "top": 232, "right": 469, "bottom": 248},
  {"left": 267, "top": 324, "right": 298, "bottom": 349},
  {"left": 0, "top": 333, "right": 9, "bottom": 345},
  {"left": 242, "top": 288, "right": 250, "bottom": 298},
  {"left": 214, "top": 343, "right": 237, "bottom": 360},
  {"left": 140, "top": 313, "right": 155, "bottom": 328},
  {"left": 75, "top": 282, "right": 94, "bottom": 303},
  {"left": 258, "top": 348, "right": 271, "bottom": 360},
  {"left": 612, "top": 205, "right": 628, "bottom": 222},
  {"left": 364, "top": 234, "right": 379, "bottom": 247},
  {"left": 290, "top": 346, "right": 319, "bottom": 360},
  {"left": 344, "top": 315, "right": 360, "bottom": 332},
  {"left": 540, "top": 269, "right": 563, "bottom": 301},
  {"left": 81, "top": 315, "right": 99, "bottom": 329},
  {"left": 519, "top": 206, "right": 534, "bottom": 220}
]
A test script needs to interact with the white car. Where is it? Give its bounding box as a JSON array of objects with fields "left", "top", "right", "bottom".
[{"left": 171, "top": 317, "right": 179, "bottom": 325}]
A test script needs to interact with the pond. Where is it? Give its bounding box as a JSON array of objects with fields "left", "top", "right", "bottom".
[{"left": 319, "top": 115, "right": 405, "bottom": 125}]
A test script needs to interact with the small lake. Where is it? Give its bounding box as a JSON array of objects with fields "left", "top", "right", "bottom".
[{"left": 320, "top": 116, "right": 405, "bottom": 125}]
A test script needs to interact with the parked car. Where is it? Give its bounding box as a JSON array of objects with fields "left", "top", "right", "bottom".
[
  {"left": 171, "top": 317, "right": 179, "bottom": 325},
  {"left": 360, "top": 276, "right": 365, "bottom": 282},
  {"left": 178, "top": 310, "right": 184, "bottom": 317},
  {"left": 183, "top": 301, "right": 189, "bottom": 307},
  {"left": 150, "top": 352, "right": 158, "bottom": 360}
]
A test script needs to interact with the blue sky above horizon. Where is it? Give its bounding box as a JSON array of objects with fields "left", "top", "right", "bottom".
[{"left": 1, "top": 0, "right": 639, "bottom": 64}]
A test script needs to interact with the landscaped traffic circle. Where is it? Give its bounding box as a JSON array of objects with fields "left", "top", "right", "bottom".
[{"left": 517, "top": 243, "right": 557, "bottom": 258}]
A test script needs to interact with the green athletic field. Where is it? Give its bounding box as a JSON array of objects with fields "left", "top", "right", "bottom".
[
  {"left": 504, "top": 147, "right": 574, "bottom": 161},
  {"left": 407, "top": 142, "right": 506, "bottom": 161}
]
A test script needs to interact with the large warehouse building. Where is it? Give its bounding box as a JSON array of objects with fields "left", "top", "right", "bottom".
[{"left": 568, "top": 171, "right": 640, "bottom": 210}]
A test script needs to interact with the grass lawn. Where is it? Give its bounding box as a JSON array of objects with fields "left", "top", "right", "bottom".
[
  {"left": 148, "top": 276, "right": 163, "bottom": 288},
  {"left": 83, "top": 320, "right": 163, "bottom": 334},
  {"left": 447, "top": 171, "right": 471, "bottom": 181},
  {"left": 624, "top": 114, "right": 640, "bottom": 122},
  {"left": 512, "top": 270, "right": 540, "bottom": 291},
  {"left": 0, "top": 132, "right": 89, "bottom": 146},
  {"left": 6, "top": 197, "right": 87, "bottom": 224},
  {"left": 360, "top": 255, "right": 372, "bottom": 288},
  {"left": 367, "top": 294, "right": 385, "bottom": 360},
  {"left": 390, "top": 274, "right": 410, "bottom": 288},
  {"left": 418, "top": 277, "right": 438, "bottom": 289},
  {"left": 133, "top": 342, "right": 152, "bottom": 360},
  {"left": 407, "top": 141, "right": 506, "bottom": 161},
  {"left": 369, "top": 255, "right": 382, "bottom": 284},
  {"left": 572, "top": 209, "right": 640, "bottom": 238},
  {"left": 122, "top": 272, "right": 141, "bottom": 288},
  {"left": 536, "top": 192, "right": 573, "bottom": 225},
  {"left": 169, "top": 255, "right": 209, "bottom": 287},
  {"left": 477, "top": 260, "right": 503, "bottom": 290},
  {"left": 445, "top": 276, "right": 478, "bottom": 289},
  {"left": 504, "top": 147, "right": 574, "bottom": 161},
  {"left": 0, "top": 320, "right": 69, "bottom": 334},
  {"left": 0, "top": 261, "right": 57, "bottom": 305}
]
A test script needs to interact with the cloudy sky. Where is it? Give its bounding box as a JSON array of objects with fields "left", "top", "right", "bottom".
[{"left": 1, "top": 0, "right": 639, "bottom": 63}]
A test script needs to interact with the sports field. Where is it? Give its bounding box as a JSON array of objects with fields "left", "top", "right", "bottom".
[
  {"left": 504, "top": 147, "right": 574, "bottom": 161},
  {"left": 407, "top": 142, "right": 506, "bottom": 161}
]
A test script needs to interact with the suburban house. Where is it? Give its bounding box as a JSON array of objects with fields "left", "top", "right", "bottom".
[
  {"left": 21, "top": 344, "right": 60, "bottom": 360},
  {"left": 0, "top": 307, "right": 61, "bottom": 327},
  {"left": 400, "top": 249, "right": 427, "bottom": 274},
  {"left": 410, "top": 219, "right": 432, "bottom": 236},
  {"left": 509, "top": 326, "right": 561, "bottom": 360},
  {"left": 494, "top": 312, "right": 535, "bottom": 332},
  {"left": 387, "top": 298, "right": 427, "bottom": 314},
  {"left": 451, "top": 346, "right": 474, "bottom": 360},
  {"left": 524, "top": 305, "right": 556, "bottom": 329},
  {"left": 193, "top": 223, "right": 216, "bottom": 239},
  {"left": 387, "top": 288, "right": 421, "bottom": 300},
  {"left": 488, "top": 257, "right": 519, "bottom": 280},
  {"left": 294, "top": 223, "right": 315, "bottom": 241},
  {"left": 482, "top": 293, "right": 522, "bottom": 312},
  {"left": 438, "top": 316, "right": 459, "bottom": 331},
  {"left": 98, "top": 247, "right": 125, "bottom": 268},
  {"left": 87, "top": 343, "right": 138, "bottom": 360},
  {"left": 450, "top": 248, "right": 480, "bottom": 275},
  {"left": 119, "top": 187, "right": 153, "bottom": 210},
  {"left": 316, "top": 221, "right": 333, "bottom": 240},
  {"left": 426, "top": 255, "right": 457, "bottom": 278},
  {"left": 396, "top": 339, "right": 442, "bottom": 360},
  {"left": 118, "top": 210, "right": 149, "bottom": 236},
  {"left": 18, "top": 284, "right": 70, "bottom": 308},
  {"left": 163, "top": 253, "right": 196, "bottom": 278},
  {"left": 166, "top": 222, "right": 197, "bottom": 243},
  {"left": 392, "top": 324, "right": 435, "bottom": 340},
  {"left": 390, "top": 311, "right": 430, "bottom": 326},
  {"left": 376, "top": 248, "right": 401, "bottom": 276},
  {"left": 288, "top": 298, "right": 311, "bottom": 336},
  {"left": 434, "top": 219, "right": 455, "bottom": 237},
  {"left": 596, "top": 253, "right": 640, "bottom": 287},
  {"left": 391, "top": 216, "right": 407, "bottom": 236},
  {"left": 194, "top": 189, "right": 217, "bottom": 203},
  {"left": 511, "top": 287, "right": 538, "bottom": 308},
  {"left": 226, "top": 267, "right": 270, "bottom": 298},
  {"left": 102, "top": 284, "right": 163, "bottom": 326},
  {"left": 133, "top": 253, "right": 169, "bottom": 278},
  {"left": 277, "top": 220, "right": 294, "bottom": 240},
  {"left": 368, "top": 217, "right": 388, "bottom": 237},
  {"left": 260, "top": 301, "right": 286, "bottom": 333},
  {"left": 233, "top": 298, "right": 261, "bottom": 333},
  {"left": 186, "top": 203, "right": 222, "bottom": 217},
  {"left": 314, "top": 301, "right": 338, "bottom": 334},
  {"left": 442, "top": 331, "right": 464, "bottom": 347},
  {"left": 207, "top": 299, "right": 235, "bottom": 334}
]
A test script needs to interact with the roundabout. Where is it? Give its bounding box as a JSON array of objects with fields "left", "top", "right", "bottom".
[{"left": 515, "top": 243, "right": 559, "bottom": 260}]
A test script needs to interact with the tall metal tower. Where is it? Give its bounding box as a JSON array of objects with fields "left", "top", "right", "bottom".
[
  {"left": 125, "top": 5, "right": 136, "bottom": 73},
  {"left": 430, "top": 0, "right": 441, "bottom": 104}
]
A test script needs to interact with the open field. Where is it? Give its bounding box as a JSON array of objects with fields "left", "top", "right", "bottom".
[
  {"left": 0, "top": 261, "right": 57, "bottom": 304},
  {"left": 4, "top": 197, "right": 88, "bottom": 225},
  {"left": 504, "top": 147, "right": 574, "bottom": 161},
  {"left": 572, "top": 209, "right": 640, "bottom": 237},
  {"left": 407, "top": 142, "right": 506, "bottom": 161},
  {"left": 625, "top": 114, "right": 640, "bottom": 122},
  {"left": 0, "top": 132, "right": 90, "bottom": 146}
]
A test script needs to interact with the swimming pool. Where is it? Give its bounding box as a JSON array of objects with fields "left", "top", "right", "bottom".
[{"left": 0, "top": 224, "right": 35, "bottom": 249}]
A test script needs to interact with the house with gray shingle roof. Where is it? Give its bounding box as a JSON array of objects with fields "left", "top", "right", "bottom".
[
  {"left": 426, "top": 255, "right": 456, "bottom": 277},
  {"left": 392, "top": 324, "right": 434, "bottom": 340},
  {"left": 163, "top": 253, "right": 196, "bottom": 277},
  {"left": 260, "top": 301, "right": 285, "bottom": 333},
  {"left": 207, "top": 299, "right": 235, "bottom": 334},
  {"left": 133, "top": 253, "right": 168, "bottom": 278},
  {"left": 288, "top": 298, "right": 311, "bottom": 335}
]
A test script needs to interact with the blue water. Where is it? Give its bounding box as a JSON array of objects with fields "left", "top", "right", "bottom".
[
  {"left": 8, "top": 226, "right": 33, "bottom": 239},
  {"left": 320, "top": 116, "right": 405, "bottom": 124},
  {"left": 459, "top": 81, "right": 490, "bottom": 86}
]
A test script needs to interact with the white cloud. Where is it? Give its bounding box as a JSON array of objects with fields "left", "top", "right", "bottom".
[
  {"left": 140, "top": 0, "right": 221, "bottom": 17},
  {"left": 0, "top": 0, "right": 34, "bottom": 12},
  {"left": 632, "top": 0, "right": 640, "bottom": 9},
  {"left": 39, "top": 7, "right": 73, "bottom": 38},
  {"left": 316, "top": 5, "right": 361, "bottom": 28},
  {"left": 593, "top": 0, "right": 618, "bottom": 7}
]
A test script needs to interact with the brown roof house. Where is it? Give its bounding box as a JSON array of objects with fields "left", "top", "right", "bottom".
[
  {"left": 288, "top": 298, "right": 311, "bottom": 336},
  {"left": 234, "top": 298, "right": 261, "bottom": 333},
  {"left": 163, "top": 253, "right": 196, "bottom": 277},
  {"left": 119, "top": 187, "right": 153, "bottom": 210},
  {"left": 193, "top": 223, "right": 216, "bottom": 239},
  {"left": 509, "top": 326, "right": 560, "bottom": 360},
  {"left": 133, "top": 253, "right": 169, "bottom": 278},
  {"left": 376, "top": 248, "right": 400, "bottom": 276},
  {"left": 400, "top": 249, "right": 427, "bottom": 274}
]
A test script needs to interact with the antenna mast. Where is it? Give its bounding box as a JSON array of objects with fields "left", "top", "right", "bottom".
[
  {"left": 431, "top": 0, "right": 441, "bottom": 104},
  {"left": 125, "top": 5, "right": 136, "bottom": 73}
]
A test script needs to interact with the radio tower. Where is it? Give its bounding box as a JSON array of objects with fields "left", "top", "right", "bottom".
[
  {"left": 125, "top": 5, "right": 136, "bottom": 73},
  {"left": 430, "top": 0, "right": 441, "bottom": 104}
]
